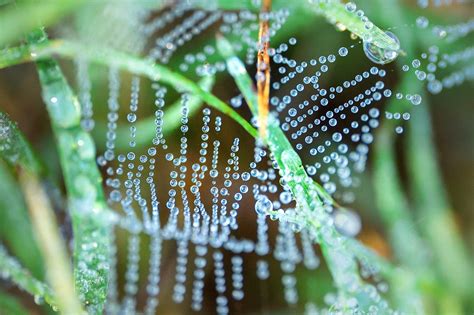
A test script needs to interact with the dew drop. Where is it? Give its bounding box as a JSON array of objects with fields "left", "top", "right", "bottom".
[
  {"left": 363, "top": 31, "right": 400, "bottom": 65},
  {"left": 416, "top": 16, "right": 429, "bottom": 29},
  {"left": 334, "top": 208, "right": 361, "bottom": 237},
  {"left": 255, "top": 195, "right": 272, "bottom": 216}
]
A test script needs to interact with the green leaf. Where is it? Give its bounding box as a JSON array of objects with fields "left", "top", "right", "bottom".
[{"left": 312, "top": 0, "right": 400, "bottom": 51}]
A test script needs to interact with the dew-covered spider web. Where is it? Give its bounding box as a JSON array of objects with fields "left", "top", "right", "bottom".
[{"left": 61, "top": 0, "right": 474, "bottom": 314}]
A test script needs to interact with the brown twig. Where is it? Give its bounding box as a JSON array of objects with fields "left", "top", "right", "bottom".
[{"left": 257, "top": 0, "right": 271, "bottom": 139}]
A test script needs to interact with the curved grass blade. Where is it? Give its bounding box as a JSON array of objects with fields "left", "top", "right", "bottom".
[
  {"left": 216, "top": 34, "right": 336, "bottom": 204},
  {"left": 24, "top": 39, "right": 258, "bottom": 138},
  {"left": 0, "top": 0, "right": 81, "bottom": 47},
  {"left": 312, "top": 0, "right": 400, "bottom": 51},
  {"left": 27, "top": 29, "right": 114, "bottom": 314},
  {"left": 192, "top": 0, "right": 399, "bottom": 51},
  {"left": 0, "top": 244, "right": 55, "bottom": 309}
]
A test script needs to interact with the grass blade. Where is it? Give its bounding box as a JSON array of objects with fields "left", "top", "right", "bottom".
[
  {"left": 27, "top": 29, "right": 113, "bottom": 314},
  {"left": 0, "top": 111, "right": 44, "bottom": 278},
  {"left": 0, "top": 161, "right": 44, "bottom": 280},
  {"left": 24, "top": 39, "right": 258, "bottom": 138},
  {"left": 0, "top": 111, "right": 43, "bottom": 174},
  {"left": 0, "top": 244, "right": 55, "bottom": 309},
  {"left": 312, "top": 0, "right": 399, "bottom": 51},
  {"left": 0, "top": 1, "right": 81, "bottom": 47},
  {"left": 192, "top": 0, "right": 399, "bottom": 51},
  {"left": 407, "top": 102, "right": 473, "bottom": 298},
  {"left": 19, "top": 169, "right": 84, "bottom": 314}
]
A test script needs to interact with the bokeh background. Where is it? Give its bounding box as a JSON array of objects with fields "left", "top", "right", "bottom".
[{"left": 0, "top": 0, "right": 472, "bottom": 314}]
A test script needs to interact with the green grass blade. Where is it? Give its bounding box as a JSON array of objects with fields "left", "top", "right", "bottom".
[
  {"left": 0, "top": 161, "right": 44, "bottom": 279},
  {"left": 0, "top": 0, "right": 81, "bottom": 47},
  {"left": 216, "top": 34, "right": 336, "bottom": 203},
  {"left": 19, "top": 169, "right": 84, "bottom": 314},
  {"left": 216, "top": 35, "right": 258, "bottom": 115},
  {"left": 193, "top": 0, "right": 399, "bottom": 51},
  {"left": 373, "top": 125, "right": 427, "bottom": 270},
  {"left": 24, "top": 39, "right": 258, "bottom": 138},
  {"left": 373, "top": 124, "right": 428, "bottom": 314},
  {"left": 0, "top": 244, "right": 56, "bottom": 309},
  {"left": 374, "top": 0, "right": 472, "bottom": 303},
  {"left": 0, "top": 111, "right": 43, "bottom": 174},
  {"left": 27, "top": 29, "right": 113, "bottom": 314},
  {"left": 312, "top": 0, "right": 399, "bottom": 51},
  {"left": 0, "top": 112, "right": 44, "bottom": 279},
  {"left": 407, "top": 102, "right": 473, "bottom": 298}
]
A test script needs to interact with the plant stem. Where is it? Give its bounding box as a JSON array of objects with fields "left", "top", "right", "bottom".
[{"left": 256, "top": 0, "right": 272, "bottom": 138}]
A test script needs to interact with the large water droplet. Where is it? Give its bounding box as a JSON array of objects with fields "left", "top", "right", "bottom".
[
  {"left": 255, "top": 195, "right": 273, "bottom": 216},
  {"left": 334, "top": 208, "right": 361, "bottom": 237},
  {"left": 363, "top": 31, "right": 400, "bottom": 65}
]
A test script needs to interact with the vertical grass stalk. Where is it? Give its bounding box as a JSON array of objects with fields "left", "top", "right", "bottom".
[
  {"left": 19, "top": 169, "right": 84, "bottom": 314},
  {"left": 27, "top": 29, "right": 113, "bottom": 314}
]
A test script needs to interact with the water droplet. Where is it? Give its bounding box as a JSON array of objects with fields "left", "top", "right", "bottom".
[
  {"left": 34, "top": 295, "right": 44, "bottom": 305},
  {"left": 363, "top": 31, "right": 400, "bottom": 65},
  {"left": 338, "top": 47, "right": 348, "bottom": 57},
  {"left": 255, "top": 195, "right": 272, "bottom": 216},
  {"left": 334, "top": 208, "right": 361, "bottom": 237},
  {"left": 416, "top": 16, "right": 429, "bottom": 29}
]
